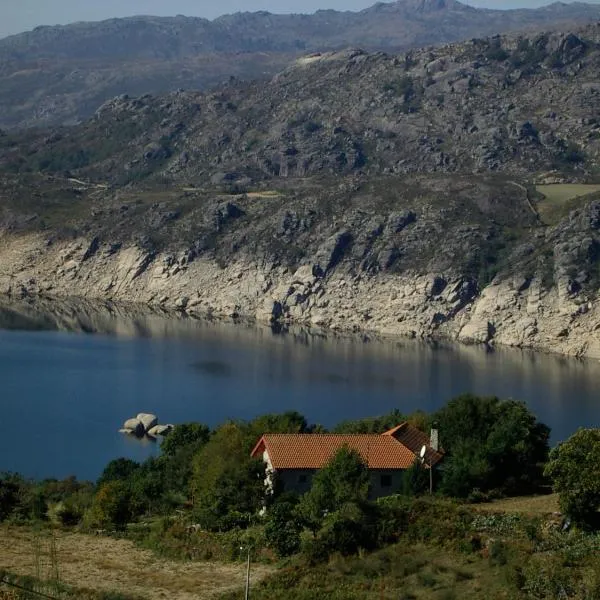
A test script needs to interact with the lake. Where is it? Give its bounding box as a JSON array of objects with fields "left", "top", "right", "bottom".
[{"left": 0, "top": 299, "right": 598, "bottom": 481}]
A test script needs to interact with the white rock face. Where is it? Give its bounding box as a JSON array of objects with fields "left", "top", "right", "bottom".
[
  {"left": 122, "top": 418, "right": 144, "bottom": 437},
  {"left": 136, "top": 413, "right": 158, "bottom": 432},
  {"left": 1, "top": 233, "right": 599, "bottom": 361},
  {"left": 148, "top": 424, "right": 173, "bottom": 437},
  {"left": 458, "top": 320, "right": 493, "bottom": 344}
]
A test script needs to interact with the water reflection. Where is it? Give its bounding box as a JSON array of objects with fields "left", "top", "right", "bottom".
[{"left": 0, "top": 297, "right": 598, "bottom": 480}]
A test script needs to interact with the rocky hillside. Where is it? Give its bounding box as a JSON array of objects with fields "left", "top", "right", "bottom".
[
  {"left": 2, "top": 0, "right": 600, "bottom": 128},
  {"left": 0, "top": 26, "right": 599, "bottom": 359},
  {"left": 3, "top": 27, "right": 600, "bottom": 182}
]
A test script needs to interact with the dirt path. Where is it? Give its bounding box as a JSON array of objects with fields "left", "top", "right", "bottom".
[{"left": 0, "top": 526, "right": 274, "bottom": 599}]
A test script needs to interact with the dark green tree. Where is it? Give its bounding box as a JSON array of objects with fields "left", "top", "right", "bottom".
[
  {"left": 89, "top": 481, "right": 133, "bottom": 530},
  {"left": 435, "top": 394, "right": 550, "bottom": 497},
  {"left": 191, "top": 422, "right": 265, "bottom": 529},
  {"left": 545, "top": 428, "right": 600, "bottom": 526},
  {"left": 333, "top": 410, "right": 405, "bottom": 434},
  {"left": 0, "top": 474, "right": 22, "bottom": 521},
  {"left": 97, "top": 458, "right": 141, "bottom": 487},
  {"left": 160, "top": 423, "right": 210, "bottom": 458},
  {"left": 297, "top": 446, "right": 370, "bottom": 532},
  {"left": 401, "top": 458, "right": 430, "bottom": 497},
  {"left": 264, "top": 498, "right": 303, "bottom": 557}
]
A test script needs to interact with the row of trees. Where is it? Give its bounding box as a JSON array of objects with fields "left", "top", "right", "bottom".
[{"left": 1, "top": 394, "right": 599, "bottom": 542}]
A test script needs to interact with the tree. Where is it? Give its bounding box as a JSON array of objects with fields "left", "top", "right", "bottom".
[
  {"left": 160, "top": 423, "right": 210, "bottom": 458},
  {"left": 264, "top": 498, "right": 303, "bottom": 557},
  {"left": 97, "top": 458, "right": 140, "bottom": 487},
  {"left": 544, "top": 428, "right": 600, "bottom": 526},
  {"left": 333, "top": 410, "right": 405, "bottom": 434},
  {"left": 401, "top": 458, "right": 430, "bottom": 497},
  {"left": 297, "top": 446, "right": 370, "bottom": 532},
  {"left": 0, "top": 474, "right": 22, "bottom": 521},
  {"left": 191, "top": 422, "right": 265, "bottom": 529},
  {"left": 248, "top": 411, "right": 311, "bottom": 437},
  {"left": 89, "top": 481, "right": 133, "bottom": 529},
  {"left": 435, "top": 395, "right": 550, "bottom": 497}
]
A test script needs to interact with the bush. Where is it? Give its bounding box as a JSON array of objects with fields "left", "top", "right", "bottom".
[
  {"left": 264, "top": 500, "right": 302, "bottom": 557},
  {"left": 297, "top": 447, "right": 370, "bottom": 532},
  {"left": 97, "top": 458, "right": 140, "bottom": 487},
  {"left": 88, "top": 481, "right": 134, "bottom": 530},
  {"left": 401, "top": 458, "right": 430, "bottom": 497},
  {"left": 0, "top": 474, "right": 23, "bottom": 521},
  {"left": 545, "top": 428, "right": 600, "bottom": 527}
]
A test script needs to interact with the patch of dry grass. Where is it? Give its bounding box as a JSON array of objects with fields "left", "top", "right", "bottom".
[
  {"left": 472, "top": 494, "right": 560, "bottom": 515},
  {"left": 0, "top": 526, "right": 273, "bottom": 600},
  {"left": 535, "top": 184, "right": 600, "bottom": 224},
  {"left": 245, "top": 191, "right": 282, "bottom": 199}
]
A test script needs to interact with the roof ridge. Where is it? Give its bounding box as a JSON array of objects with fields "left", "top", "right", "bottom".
[{"left": 263, "top": 432, "right": 400, "bottom": 437}]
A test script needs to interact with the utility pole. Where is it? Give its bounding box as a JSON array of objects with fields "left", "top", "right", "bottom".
[
  {"left": 244, "top": 546, "right": 251, "bottom": 600},
  {"left": 429, "top": 461, "right": 433, "bottom": 495}
]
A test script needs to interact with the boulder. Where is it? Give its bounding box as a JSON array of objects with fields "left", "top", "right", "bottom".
[
  {"left": 458, "top": 320, "right": 495, "bottom": 344},
  {"left": 136, "top": 413, "right": 158, "bottom": 432},
  {"left": 148, "top": 424, "right": 173, "bottom": 437},
  {"left": 122, "top": 418, "right": 144, "bottom": 437}
]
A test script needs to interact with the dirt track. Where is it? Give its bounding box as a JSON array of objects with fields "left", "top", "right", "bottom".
[{"left": 0, "top": 526, "right": 273, "bottom": 599}]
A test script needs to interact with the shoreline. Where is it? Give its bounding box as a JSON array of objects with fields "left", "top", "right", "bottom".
[
  {"left": 1, "top": 290, "right": 598, "bottom": 368},
  {"left": 0, "top": 233, "right": 598, "bottom": 361}
]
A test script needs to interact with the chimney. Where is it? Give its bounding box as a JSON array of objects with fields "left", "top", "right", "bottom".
[{"left": 430, "top": 428, "right": 439, "bottom": 452}]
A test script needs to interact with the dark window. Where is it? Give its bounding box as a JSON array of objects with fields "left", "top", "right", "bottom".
[
  {"left": 380, "top": 474, "right": 392, "bottom": 488},
  {"left": 298, "top": 474, "right": 308, "bottom": 484}
]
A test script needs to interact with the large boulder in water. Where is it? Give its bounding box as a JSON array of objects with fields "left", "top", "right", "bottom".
[
  {"left": 122, "top": 418, "right": 144, "bottom": 437},
  {"left": 147, "top": 424, "right": 173, "bottom": 437},
  {"left": 136, "top": 413, "right": 158, "bottom": 432}
]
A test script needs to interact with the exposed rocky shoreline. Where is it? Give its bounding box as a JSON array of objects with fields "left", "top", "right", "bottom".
[{"left": 1, "top": 232, "right": 598, "bottom": 360}]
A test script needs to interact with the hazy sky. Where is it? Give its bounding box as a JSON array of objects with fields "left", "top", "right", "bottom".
[{"left": 1, "top": 0, "right": 597, "bottom": 39}]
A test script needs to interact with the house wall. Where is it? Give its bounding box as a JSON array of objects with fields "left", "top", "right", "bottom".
[
  {"left": 369, "top": 470, "right": 404, "bottom": 499},
  {"left": 277, "top": 469, "right": 316, "bottom": 495},
  {"left": 273, "top": 467, "right": 405, "bottom": 499}
]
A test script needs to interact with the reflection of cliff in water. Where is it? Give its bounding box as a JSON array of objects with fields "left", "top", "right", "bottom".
[{"left": 1, "top": 297, "right": 598, "bottom": 408}]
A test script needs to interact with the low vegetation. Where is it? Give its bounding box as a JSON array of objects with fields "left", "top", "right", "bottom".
[{"left": 1, "top": 395, "right": 600, "bottom": 599}]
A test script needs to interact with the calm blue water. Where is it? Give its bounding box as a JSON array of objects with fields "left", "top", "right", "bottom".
[{"left": 0, "top": 302, "right": 599, "bottom": 481}]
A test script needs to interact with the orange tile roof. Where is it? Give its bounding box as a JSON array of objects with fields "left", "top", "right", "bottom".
[
  {"left": 383, "top": 423, "right": 443, "bottom": 467},
  {"left": 252, "top": 431, "right": 420, "bottom": 470}
]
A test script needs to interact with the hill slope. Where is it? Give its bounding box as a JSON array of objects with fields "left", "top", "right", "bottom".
[
  {"left": 2, "top": 0, "right": 600, "bottom": 128},
  {"left": 0, "top": 27, "right": 599, "bottom": 359}
]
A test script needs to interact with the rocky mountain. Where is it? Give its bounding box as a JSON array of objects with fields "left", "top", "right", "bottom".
[
  {"left": 0, "top": 26, "right": 599, "bottom": 359},
  {"left": 2, "top": 0, "right": 600, "bottom": 128}
]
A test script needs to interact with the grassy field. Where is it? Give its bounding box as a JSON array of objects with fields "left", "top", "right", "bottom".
[
  {"left": 218, "top": 542, "right": 518, "bottom": 600},
  {"left": 0, "top": 525, "right": 274, "bottom": 600},
  {"left": 472, "top": 493, "right": 560, "bottom": 515},
  {"left": 535, "top": 183, "right": 600, "bottom": 224}
]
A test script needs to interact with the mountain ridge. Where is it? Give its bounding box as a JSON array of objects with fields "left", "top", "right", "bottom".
[{"left": 2, "top": 0, "right": 600, "bottom": 129}]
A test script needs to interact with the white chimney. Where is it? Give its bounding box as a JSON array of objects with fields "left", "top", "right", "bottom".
[{"left": 430, "top": 428, "right": 439, "bottom": 452}]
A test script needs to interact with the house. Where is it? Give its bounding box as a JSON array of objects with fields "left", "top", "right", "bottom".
[{"left": 250, "top": 422, "right": 444, "bottom": 499}]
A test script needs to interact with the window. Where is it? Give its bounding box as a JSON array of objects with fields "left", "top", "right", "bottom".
[
  {"left": 380, "top": 474, "right": 392, "bottom": 488},
  {"left": 298, "top": 474, "right": 308, "bottom": 484}
]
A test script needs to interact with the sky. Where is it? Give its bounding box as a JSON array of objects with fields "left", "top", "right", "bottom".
[{"left": 0, "top": 0, "right": 598, "bottom": 39}]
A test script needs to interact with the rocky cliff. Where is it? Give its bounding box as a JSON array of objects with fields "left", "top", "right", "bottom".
[{"left": 0, "top": 27, "right": 599, "bottom": 359}]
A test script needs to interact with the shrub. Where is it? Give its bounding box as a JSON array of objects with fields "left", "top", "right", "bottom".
[
  {"left": 264, "top": 500, "right": 302, "bottom": 557},
  {"left": 297, "top": 447, "right": 370, "bottom": 532},
  {"left": 88, "top": 481, "right": 133, "bottom": 530},
  {"left": 545, "top": 428, "right": 600, "bottom": 527},
  {"left": 401, "top": 458, "right": 430, "bottom": 496}
]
